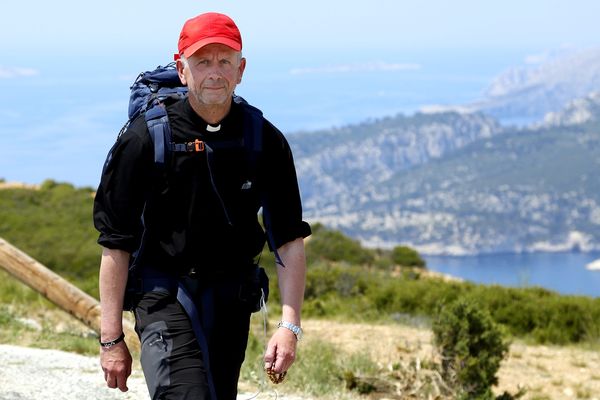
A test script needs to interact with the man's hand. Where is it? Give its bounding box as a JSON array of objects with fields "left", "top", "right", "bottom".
[
  {"left": 99, "top": 248, "right": 131, "bottom": 391},
  {"left": 101, "top": 341, "right": 132, "bottom": 392},
  {"left": 263, "top": 326, "right": 297, "bottom": 374},
  {"left": 264, "top": 238, "right": 306, "bottom": 377}
]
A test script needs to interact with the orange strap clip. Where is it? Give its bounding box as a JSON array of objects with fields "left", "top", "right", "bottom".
[{"left": 194, "top": 139, "right": 205, "bottom": 152}]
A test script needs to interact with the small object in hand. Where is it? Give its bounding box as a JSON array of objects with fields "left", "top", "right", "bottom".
[{"left": 265, "top": 365, "right": 287, "bottom": 384}]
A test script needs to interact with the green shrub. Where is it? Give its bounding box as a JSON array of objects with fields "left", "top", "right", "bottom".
[
  {"left": 305, "top": 223, "right": 375, "bottom": 265},
  {"left": 391, "top": 245, "right": 426, "bottom": 268},
  {"left": 433, "top": 298, "right": 509, "bottom": 400},
  {"left": 0, "top": 184, "right": 101, "bottom": 300},
  {"left": 466, "top": 286, "right": 599, "bottom": 345},
  {"left": 531, "top": 298, "right": 593, "bottom": 344}
]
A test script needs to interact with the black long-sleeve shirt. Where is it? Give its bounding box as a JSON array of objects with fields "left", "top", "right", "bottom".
[{"left": 93, "top": 98, "right": 310, "bottom": 275}]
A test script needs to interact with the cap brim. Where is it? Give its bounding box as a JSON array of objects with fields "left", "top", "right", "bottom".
[{"left": 183, "top": 37, "right": 242, "bottom": 58}]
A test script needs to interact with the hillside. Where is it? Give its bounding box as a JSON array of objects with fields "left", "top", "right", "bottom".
[
  {"left": 288, "top": 111, "right": 502, "bottom": 231},
  {"left": 289, "top": 111, "right": 501, "bottom": 213},
  {"left": 286, "top": 48, "right": 600, "bottom": 254},
  {"left": 2, "top": 183, "right": 598, "bottom": 342},
  {"left": 289, "top": 97, "right": 600, "bottom": 254},
  {"left": 0, "top": 181, "right": 100, "bottom": 294},
  {"left": 1, "top": 183, "right": 599, "bottom": 399}
]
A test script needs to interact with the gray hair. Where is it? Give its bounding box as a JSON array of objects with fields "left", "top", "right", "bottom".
[{"left": 179, "top": 51, "right": 243, "bottom": 67}]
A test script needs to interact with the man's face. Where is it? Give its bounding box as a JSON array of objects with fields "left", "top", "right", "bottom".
[{"left": 178, "top": 43, "right": 246, "bottom": 107}]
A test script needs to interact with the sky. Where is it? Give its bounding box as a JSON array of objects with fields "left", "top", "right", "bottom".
[
  {"left": 2, "top": 0, "right": 600, "bottom": 187},
  {"left": 3, "top": 0, "right": 600, "bottom": 54}
]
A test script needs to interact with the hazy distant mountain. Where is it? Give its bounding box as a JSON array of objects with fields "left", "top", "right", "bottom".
[
  {"left": 543, "top": 91, "right": 600, "bottom": 127},
  {"left": 287, "top": 48, "right": 600, "bottom": 255},
  {"left": 289, "top": 112, "right": 502, "bottom": 212},
  {"left": 470, "top": 47, "right": 600, "bottom": 124},
  {"left": 290, "top": 104, "right": 600, "bottom": 255}
]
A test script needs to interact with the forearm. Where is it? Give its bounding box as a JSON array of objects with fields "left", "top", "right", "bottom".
[
  {"left": 276, "top": 238, "right": 306, "bottom": 326},
  {"left": 99, "top": 247, "right": 130, "bottom": 341}
]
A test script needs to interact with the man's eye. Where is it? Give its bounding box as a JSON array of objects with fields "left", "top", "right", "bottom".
[{"left": 220, "top": 59, "right": 231, "bottom": 65}]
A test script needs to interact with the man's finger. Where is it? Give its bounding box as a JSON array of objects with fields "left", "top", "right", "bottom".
[
  {"left": 264, "top": 343, "right": 277, "bottom": 370},
  {"left": 117, "top": 377, "right": 129, "bottom": 392},
  {"left": 272, "top": 356, "right": 286, "bottom": 374},
  {"left": 106, "top": 374, "right": 117, "bottom": 389}
]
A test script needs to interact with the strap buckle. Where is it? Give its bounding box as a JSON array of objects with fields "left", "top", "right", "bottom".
[{"left": 184, "top": 139, "right": 205, "bottom": 152}]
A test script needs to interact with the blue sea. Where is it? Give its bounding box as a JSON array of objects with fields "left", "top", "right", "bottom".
[{"left": 424, "top": 252, "right": 600, "bottom": 298}]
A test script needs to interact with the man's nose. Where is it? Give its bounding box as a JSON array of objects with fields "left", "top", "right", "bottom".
[{"left": 206, "top": 64, "right": 224, "bottom": 78}]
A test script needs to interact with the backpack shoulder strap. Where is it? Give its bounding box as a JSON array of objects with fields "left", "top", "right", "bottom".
[
  {"left": 235, "top": 95, "right": 263, "bottom": 173},
  {"left": 126, "top": 101, "right": 172, "bottom": 277},
  {"left": 144, "top": 102, "right": 172, "bottom": 166},
  {"left": 236, "top": 96, "right": 262, "bottom": 144},
  {"left": 235, "top": 96, "right": 286, "bottom": 267}
]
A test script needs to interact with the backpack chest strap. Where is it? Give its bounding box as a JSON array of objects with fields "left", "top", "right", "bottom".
[
  {"left": 169, "top": 138, "right": 245, "bottom": 153},
  {"left": 170, "top": 139, "right": 205, "bottom": 152}
]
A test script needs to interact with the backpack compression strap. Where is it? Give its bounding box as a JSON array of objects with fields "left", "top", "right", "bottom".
[{"left": 237, "top": 99, "right": 285, "bottom": 267}]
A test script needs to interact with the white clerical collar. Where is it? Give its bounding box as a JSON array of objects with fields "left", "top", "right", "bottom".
[{"left": 206, "top": 124, "right": 221, "bottom": 132}]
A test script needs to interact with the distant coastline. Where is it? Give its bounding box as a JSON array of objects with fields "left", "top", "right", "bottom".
[
  {"left": 362, "top": 234, "right": 600, "bottom": 257},
  {"left": 0, "top": 181, "right": 40, "bottom": 190}
]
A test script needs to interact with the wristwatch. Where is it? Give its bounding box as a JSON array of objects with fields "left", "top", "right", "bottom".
[{"left": 278, "top": 321, "right": 303, "bottom": 340}]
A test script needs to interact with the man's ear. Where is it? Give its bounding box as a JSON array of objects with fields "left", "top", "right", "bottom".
[
  {"left": 237, "top": 57, "right": 246, "bottom": 84},
  {"left": 176, "top": 59, "right": 188, "bottom": 85}
]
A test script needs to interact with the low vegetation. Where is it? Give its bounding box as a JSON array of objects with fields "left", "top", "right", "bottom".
[
  {"left": 1, "top": 181, "right": 599, "bottom": 398},
  {"left": 433, "top": 299, "right": 515, "bottom": 399},
  {"left": 0, "top": 181, "right": 598, "bottom": 347},
  {"left": 0, "top": 180, "right": 99, "bottom": 296}
]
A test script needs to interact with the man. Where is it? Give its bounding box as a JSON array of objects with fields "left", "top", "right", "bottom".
[{"left": 93, "top": 12, "right": 310, "bottom": 400}]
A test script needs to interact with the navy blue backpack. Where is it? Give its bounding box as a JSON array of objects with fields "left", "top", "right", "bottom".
[
  {"left": 119, "top": 63, "right": 279, "bottom": 256},
  {"left": 113, "top": 62, "right": 282, "bottom": 291}
]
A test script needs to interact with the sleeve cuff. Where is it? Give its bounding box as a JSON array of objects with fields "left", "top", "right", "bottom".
[
  {"left": 97, "top": 234, "right": 138, "bottom": 254},
  {"left": 273, "top": 221, "right": 312, "bottom": 249}
]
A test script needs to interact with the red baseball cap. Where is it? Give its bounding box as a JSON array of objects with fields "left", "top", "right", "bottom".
[{"left": 177, "top": 12, "right": 242, "bottom": 59}]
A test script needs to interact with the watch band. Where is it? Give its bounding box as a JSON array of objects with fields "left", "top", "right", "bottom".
[{"left": 277, "top": 321, "right": 303, "bottom": 340}]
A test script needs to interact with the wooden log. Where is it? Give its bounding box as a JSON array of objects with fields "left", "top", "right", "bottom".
[{"left": 0, "top": 237, "right": 139, "bottom": 352}]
